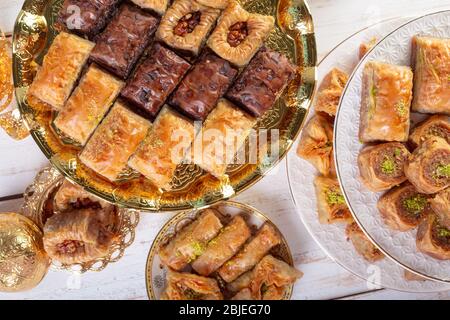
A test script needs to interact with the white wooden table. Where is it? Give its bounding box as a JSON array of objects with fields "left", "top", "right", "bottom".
[{"left": 1, "top": 0, "right": 450, "bottom": 300}]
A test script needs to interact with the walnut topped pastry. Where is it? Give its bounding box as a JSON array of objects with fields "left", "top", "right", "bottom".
[
  {"left": 314, "top": 176, "right": 352, "bottom": 224},
  {"left": 358, "top": 142, "right": 410, "bottom": 192},
  {"left": 409, "top": 115, "right": 450, "bottom": 148},
  {"left": 404, "top": 136, "right": 450, "bottom": 194},
  {"left": 207, "top": 1, "right": 275, "bottom": 67},
  {"left": 430, "top": 188, "right": 450, "bottom": 229},
  {"left": 315, "top": 68, "right": 349, "bottom": 117},
  {"left": 156, "top": 0, "right": 221, "bottom": 56},
  {"left": 417, "top": 214, "right": 450, "bottom": 260}
]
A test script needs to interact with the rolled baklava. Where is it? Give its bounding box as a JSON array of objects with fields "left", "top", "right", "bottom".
[
  {"left": 417, "top": 214, "right": 450, "bottom": 260},
  {"left": 314, "top": 176, "right": 352, "bottom": 224},
  {"left": 314, "top": 68, "right": 349, "bottom": 117},
  {"left": 359, "top": 61, "right": 413, "bottom": 142},
  {"left": 430, "top": 188, "right": 450, "bottom": 229},
  {"left": 409, "top": 115, "right": 450, "bottom": 148},
  {"left": 196, "top": 0, "right": 229, "bottom": 9},
  {"left": 161, "top": 270, "right": 223, "bottom": 300},
  {"left": 358, "top": 142, "right": 410, "bottom": 192}
]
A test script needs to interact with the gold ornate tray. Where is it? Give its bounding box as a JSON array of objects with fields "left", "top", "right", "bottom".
[
  {"left": 13, "top": 0, "right": 316, "bottom": 211},
  {"left": 145, "top": 201, "right": 296, "bottom": 300},
  {"left": 20, "top": 166, "right": 140, "bottom": 273}
]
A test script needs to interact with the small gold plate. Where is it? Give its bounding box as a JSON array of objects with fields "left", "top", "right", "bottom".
[
  {"left": 13, "top": 0, "right": 316, "bottom": 211},
  {"left": 145, "top": 201, "right": 296, "bottom": 300}
]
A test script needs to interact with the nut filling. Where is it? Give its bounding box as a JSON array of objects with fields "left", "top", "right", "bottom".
[
  {"left": 432, "top": 220, "right": 450, "bottom": 250},
  {"left": 227, "top": 22, "right": 249, "bottom": 47},
  {"left": 424, "top": 151, "right": 450, "bottom": 185},
  {"left": 174, "top": 11, "right": 202, "bottom": 36},
  {"left": 56, "top": 240, "right": 85, "bottom": 255}
]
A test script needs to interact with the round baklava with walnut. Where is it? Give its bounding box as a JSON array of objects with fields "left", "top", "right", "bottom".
[{"left": 409, "top": 115, "right": 450, "bottom": 148}]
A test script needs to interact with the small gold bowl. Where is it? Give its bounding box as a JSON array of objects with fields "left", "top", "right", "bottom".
[{"left": 20, "top": 166, "right": 140, "bottom": 273}]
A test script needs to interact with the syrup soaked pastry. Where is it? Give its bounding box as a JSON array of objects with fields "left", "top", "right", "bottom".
[
  {"left": 411, "top": 36, "right": 450, "bottom": 115},
  {"left": 378, "top": 182, "right": 432, "bottom": 232},
  {"left": 128, "top": 106, "right": 195, "bottom": 190},
  {"left": 191, "top": 215, "right": 251, "bottom": 276},
  {"left": 80, "top": 102, "right": 151, "bottom": 182},
  {"left": 158, "top": 209, "right": 223, "bottom": 270},
  {"left": 58, "top": 0, "right": 120, "bottom": 38},
  {"left": 430, "top": 188, "right": 450, "bottom": 229},
  {"left": 161, "top": 270, "right": 223, "bottom": 300},
  {"left": 230, "top": 288, "right": 253, "bottom": 300},
  {"left": 345, "top": 222, "right": 385, "bottom": 263},
  {"left": 417, "top": 214, "right": 450, "bottom": 260},
  {"left": 170, "top": 52, "right": 238, "bottom": 121},
  {"left": 297, "top": 114, "right": 335, "bottom": 176},
  {"left": 196, "top": 0, "right": 229, "bottom": 9},
  {"left": 226, "top": 47, "right": 296, "bottom": 117},
  {"left": 207, "top": 1, "right": 275, "bottom": 67},
  {"left": 359, "top": 37, "right": 377, "bottom": 60},
  {"left": 131, "top": 0, "right": 169, "bottom": 15},
  {"left": 90, "top": 3, "right": 159, "bottom": 79},
  {"left": 53, "top": 65, "right": 124, "bottom": 146},
  {"left": 409, "top": 115, "right": 450, "bottom": 148},
  {"left": 43, "top": 208, "right": 118, "bottom": 264},
  {"left": 156, "top": 0, "right": 221, "bottom": 56},
  {"left": 314, "top": 176, "right": 352, "bottom": 225},
  {"left": 27, "top": 32, "right": 94, "bottom": 111},
  {"left": 121, "top": 43, "right": 190, "bottom": 118},
  {"left": 218, "top": 223, "right": 282, "bottom": 283},
  {"left": 404, "top": 137, "right": 450, "bottom": 194},
  {"left": 358, "top": 142, "right": 410, "bottom": 192},
  {"left": 315, "top": 68, "right": 349, "bottom": 116},
  {"left": 359, "top": 61, "right": 413, "bottom": 143},
  {"left": 226, "top": 270, "right": 253, "bottom": 293},
  {"left": 193, "top": 99, "right": 256, "bottom": 178}
]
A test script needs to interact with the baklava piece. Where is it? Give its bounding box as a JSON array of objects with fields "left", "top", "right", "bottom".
[
  {"left": 430, "top": 188, "right": 450, "bottom": 229},
  {"left": 53, "top": 65, "right": 124, "bottom": 146},
  {"left": 378, "top": 183, "right": 432, "bottom": 232},
  {"left": 90, "top": 3, "right": 159, "bottom": 79},
  {"left": 156, "top": 0, "right": 221, "bottom": 56},
  {"left": 359, "top": 37, "right": 377, "bottom": 60},
  {"left": 79, "top": 102, "right": 151, "bottom": 182},
  {"left": 411, "top": 36, "right": 450, "bottom": 115},
  {"left": 27, "top": 32, "right": 94, "bottom": 110},
  {"left": 54, "top": 180, "right": 112, "bottom": 212},
  {"left": 130, "top": 0, "right": 169, "bottom": 16},
  {"left": 315, "top": 68, "right": 349, "bottom": 116},
  {"left": 409, "top": 115, "right": 450, "bottom": 148},
  {"left": 161, "top": 271, "right": 223, "bottom": 300},
  {"left": 170, "top": 52, "right": 238, "bottom": 120},
  {"left": 404, "top": 137, "right": 450, "bottom": 194},
  {"left": 128, "top": 106, "right": 195, "bottom": 190},
  {"left": 417, "top": 214, "right": 450, "bottom": 260},
  {"left": 58, "top": 0, "right": 120, "bottom": 38},
  {"left": 358, "top": 142, "right": 410, "bottom": 192},
  {"left": 359, "top": 61, "right": 413, "bottom": 143},
  {"left": 196, "top": 0, "right": 229, "bottom": 9},
  {"left": 314, "top": 176, "right": 352, "bottom": 224},
  {"left": 346, "top": 222, "right": 385, "bottom": 263},
  {"left": 226, "top": 47, "right": 296, "bottom": 117},
  {"left": 193, "top": 99, "right": 256, "bottom": 178},
  {"left": 121, "top": 43, "right": 191, "bottom": 118},
  {"left": 231, "top": 288, "right": 253, "bottom": 300},
  {"left": 207, "top": 1, "right": 275, "bottom": 67},
  {"left": 297, "top": 114, "right": 335, "bottom": 176}
]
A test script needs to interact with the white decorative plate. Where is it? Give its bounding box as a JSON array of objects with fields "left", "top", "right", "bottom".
[
  {"left": 335, "top": 11, "right": 450, "bottom": 283},
  {"left": 288, "top": 16, "right": 450, "bottom": 292}
]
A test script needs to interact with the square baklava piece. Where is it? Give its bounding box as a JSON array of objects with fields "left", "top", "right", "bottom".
[
  {"left": 53, "top": 64, "right": 124, "bottom": 146},
  {"left": 411, "top": 36, "right": 450, "bottom": 115},
  {"left": 130, "top": 0, "right": 169, "bottom": 16},
  {"left": 121, "top": 43, "right": 191, "bottom": 118},
  {"left": 170, "top": 51, "right": 238, "bottom": 120},
  {"left": 359, "top": 61, "right": 413, "bottom": 143},
  {"left": 90, "top": 3, "right": 160, "bottom": 79},
  {"left": 128, "top": 106, "right": 195, "bottom": 190},
  {"left": 208, "top": 1, "right": 274, "bottom": 67},
  {"left": 27, "top": 32, "right": 94, "bottom": 110},
  {"left": 156, "top": 0, "right": 221, "bottom": 56},
  {"left": 226, "top": 47, "right": 296, "bottom": 117},
  {"left": 79, "top": 102, "right": 151, "bottom": 182},
  {"left": 58, "top": 0, "right": 120, "bottom": 38}
]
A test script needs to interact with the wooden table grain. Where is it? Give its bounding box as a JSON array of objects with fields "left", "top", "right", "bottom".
[{"left": 1, "top": 0, "right": 450, "bottom": 300}]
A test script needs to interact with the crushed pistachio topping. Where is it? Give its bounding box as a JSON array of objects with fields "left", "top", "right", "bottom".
[
  {"left": 381, "top": 156, "right": 396, "bottom": 174},
  {"left": 368, "top": 84, "right": 377, "bottom": 119},
  {"left": 394, "top": 148, "right": 402, "bottom": 157},
  {"left": 394, "top": 100, "right": 408, "bottom": 118},
  {"left": 402, "top": 194, "right": 427, "bottom": 215},
  {"left": 437, "top": 227, "right": 450, "bottom": 238},
  {"left": 190, "top": 241, "right": 205, "bottom": 257},
  {"left": 435, "top": 164, "right": 450, "bottom": 178},
  {"left": 326, "top": 188, "right": 345, "bottom": 206}
]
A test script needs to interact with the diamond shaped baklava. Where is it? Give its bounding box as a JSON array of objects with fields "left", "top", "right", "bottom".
[
  {"left": 156, "top": 0, "right": 221, "bottom": 56},
  {"left": 130, "top": 0, "right": 169, "bottom": 16},
  {"left": 54, "top": 64, "right": 124, "bottom": 146},
  {"left": 27, "top": 32, "right": 94, "bottom": 111},
  {"left": 79, "top": 102, "right": 151, "bottom": 182},
  {"left": 208, "top": 1, "right": 275, "bottom": 67}
]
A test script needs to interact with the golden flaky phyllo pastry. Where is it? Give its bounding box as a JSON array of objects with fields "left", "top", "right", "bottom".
[
  {"left": 27, "top": 32, "right": 94, "bottom": 110},
  {"left": 359, "top": 61, "right": 413, "bottom": 143},
  {"left": 412, "top": 36, "right": 450, "bottom": 115},
  {"left": 345, "top": 222, "right": 385, "bottom": 262},
  {"left": 315, "top": 68, "right": 349, "bottom": 116},
  {"left": 359, "top": 38, "right": 377, "bottom": 60},
  {"left": 207, "top": 1, "right": 274, "bottom": 67},
  {"left": 196, "top": 0, "right": 229, "bottom": 9},
  {"left": 404, "top": 136, "right": 450, "bottom": 194},
  {"left": 417, "top": 214, "right": 450, "bottom": 260},
  {"left": 156, "top": 0, "right": 220, "bottom": 56},
  {"left": 297, "top": 114, "right": 335, "bottom": 176},
  {"left": 131, "top": 0, "right": 169, "bottom": 15},
  {"left": 314, "top": 176, "right": 352, "bottom": 224},
  {"left": 79, "top": 102, "right": 151, "bottom": 182},
  {"left": 54, "top": 180, "right": 112, "bottom": 212},
  {"left": 430, "top": 188, "right": 450, "bottom": 229},
  {"left": 53, "top": 65, "right": 124, "bottom": 146},
  {"left": 161, "top": 270, "right": 223, "bottom": 300},
  {"left": 409, "top": 115, "right": 450, "bottom": 148}
]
